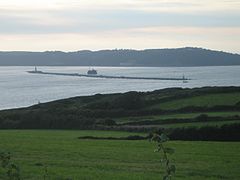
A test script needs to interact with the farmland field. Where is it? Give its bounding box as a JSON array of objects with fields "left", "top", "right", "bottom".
[
  {"left": 0, "top": 130, "right": 240, "bottom": 180},
  {"left": 149, "top": 92, "right": 240, "bottom": 110},
  {"left": 115, "top": 111, "right": 240, "bottom": 124}
]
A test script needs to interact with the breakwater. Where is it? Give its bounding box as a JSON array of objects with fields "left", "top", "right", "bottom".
[{"left": 27, "top": 70, "right": 190, "bottom": 81}]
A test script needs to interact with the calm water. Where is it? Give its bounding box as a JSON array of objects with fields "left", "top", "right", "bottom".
[{"left": 0, "top": 66, "right": 240, "bottom": 110}]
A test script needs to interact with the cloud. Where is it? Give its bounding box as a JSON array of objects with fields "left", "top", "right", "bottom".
[
  {"left": 0, "top": 8, "right": 239, "bottom": 35},
  {"left": 1, "top": 0, "right": 240, "bottom": 12},
  {"left": 0, "top": 0, "right": 239, "bottom": 52},
  {"left": 1, "top": 26, "right": 240, "bottom": 53}
]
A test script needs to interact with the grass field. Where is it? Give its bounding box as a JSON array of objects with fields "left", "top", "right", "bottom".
[
  {"left": 149, "top": 92, "right": 240, "bottom": 110},
  {"left": 115, "top": 111, "right": 240, "bottom": 124},
  {"left": 152, "top": 120, "right": 240, "bottom": 128},
  {"left": 0, "top": 130, "right": 240, "bottom": 180},
  {"left": 1, "top": 87, "right": 240, "bottom": 131}
]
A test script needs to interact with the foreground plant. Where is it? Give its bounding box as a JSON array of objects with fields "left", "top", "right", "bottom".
[
  {"left": 0, "top": 152, "right": 20, "bottom": 180},
  {"left": 151, "top": 133, "right": 176, "bottom": 180},
  {"left": 1, "top": 152, "right": 73, "bottom": 180}
]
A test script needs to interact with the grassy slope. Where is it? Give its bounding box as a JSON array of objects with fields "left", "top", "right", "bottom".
[
  {"left": 0, "top": 87, "right": 240, "bottom": 129},
  {"left": 0, "top": 130, "right": 240, "bottom": 180},
  {"left": 149, "top": 92, "right": 240, "bottom": 110},
  {"left": 3, "top": 87, "right": 240, "bottom": 113}
]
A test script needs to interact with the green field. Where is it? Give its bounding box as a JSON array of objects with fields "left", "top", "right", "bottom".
[
  {"left": 115, "top": 111, "right": 240, "bottom": 129},
  {"left": 0, "top": 130, "right": 240, "bottom": 180},
  {"left": 149, "top": 92, "right": 240, "bottom": 110},
  {"left": 155, "top": 120, "right": 240, "bottom": 128},
  {"left": 115, "top": 111, "right": 240, "bottom": 124},
  {"left": 1, "top": 87, "right": 240, "bottom": 131}
]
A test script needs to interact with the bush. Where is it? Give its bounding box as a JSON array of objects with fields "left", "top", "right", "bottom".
[
  {"left": 96, "top": 119, "right": 116, "bottom": 126},
  {"left": 168, "top": 123, "right": 240, "bottom": 141}
]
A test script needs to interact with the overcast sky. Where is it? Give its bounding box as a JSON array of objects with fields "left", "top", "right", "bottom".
[{"left": 0, "top": 0, "right": 240, "bottom": 53}]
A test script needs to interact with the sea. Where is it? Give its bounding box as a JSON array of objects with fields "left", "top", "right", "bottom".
[{"left": 0, "top": 66, "right": 240, "bottom": 110}]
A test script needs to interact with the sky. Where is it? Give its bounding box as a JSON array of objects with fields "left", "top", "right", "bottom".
[{"left": 0, "top": 0, "right": 240, "bottom": 53}]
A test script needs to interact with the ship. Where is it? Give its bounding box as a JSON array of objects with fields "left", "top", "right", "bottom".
[{"left": 87, "top": 69, "right": 97, "bottom": 75}]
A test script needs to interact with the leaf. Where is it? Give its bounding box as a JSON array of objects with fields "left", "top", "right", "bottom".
[
  {"left": 169, "top": 165, "right": 176, "bottom": 174},
  {"left": 151, "top": 134, "right": 161, "bottom": 142},
  {"left": 164, "top": 148, "right": 175, "bottom": 154},
  {"left": 154, "top": 145, "right": 162, "bottom": 152},
  {"left": 154, "top": 148, "right": 159, "bottom": 152},
  {"left": 160, "top": 134, "right": 169, "bottom": 142},
  {"left": 163, "top": 175, "right": 170, "bottom": 180}
]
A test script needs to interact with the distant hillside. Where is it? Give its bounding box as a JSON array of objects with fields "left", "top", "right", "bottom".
[
  {"left": 0, "top": 86, "right": 240, "bottom": 129},
  {"left": 0, "top": 47, "right": 240, "bottom": 66}
]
